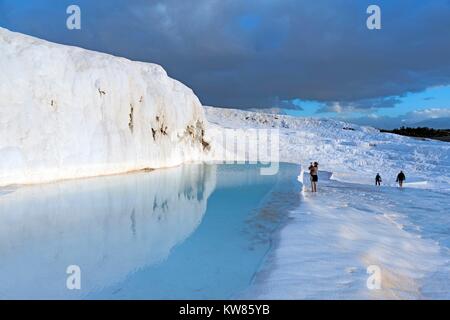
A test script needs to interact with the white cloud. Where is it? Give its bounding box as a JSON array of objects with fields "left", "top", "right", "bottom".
[
  {"left": 346, "top": 108, "right": 450, "bottom": 129},
  {"left": 407, "top": 108, "right": 450, "bottom": 121}
]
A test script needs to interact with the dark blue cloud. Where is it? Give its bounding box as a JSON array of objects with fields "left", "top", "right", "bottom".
[{"left": 1, "top": 0, "right": 450, "bottom": 110}]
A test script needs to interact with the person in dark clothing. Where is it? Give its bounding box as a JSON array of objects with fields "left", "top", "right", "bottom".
[
  {"left": 308, "top": 162, "right": 319, "bottom": 192},
  {"left": 396, "top": 171, "right": 406, "bottom": 188},
  {"left": 375, "top": 173, "right": 382, "bottom": 186}
]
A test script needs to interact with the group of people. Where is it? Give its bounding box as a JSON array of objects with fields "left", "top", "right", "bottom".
[
  {"left": 307, "top": 161, "right": 407, "bottom": 192},
  {"left": 375, "top": 171, "right": 406, "bottom": 188}
]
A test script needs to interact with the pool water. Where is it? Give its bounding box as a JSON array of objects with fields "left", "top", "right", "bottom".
[{"left": 0, "top": 163, "right": 300, "bottom": 299}]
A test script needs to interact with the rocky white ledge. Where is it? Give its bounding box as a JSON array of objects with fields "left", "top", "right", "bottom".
[{"left": 0, "top": 27, "right": 211, "bottom": 186}]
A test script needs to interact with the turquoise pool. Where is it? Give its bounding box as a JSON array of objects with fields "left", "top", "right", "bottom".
[{"left": 0, "top": 163, "right": 300, "bottom": 299}]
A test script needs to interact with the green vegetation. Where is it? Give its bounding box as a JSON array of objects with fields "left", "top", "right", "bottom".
[{"left": 381, "top": 126, "right": 450, "bottom": 142}]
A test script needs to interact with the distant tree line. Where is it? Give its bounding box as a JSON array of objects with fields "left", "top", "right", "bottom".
[{"left": 380, "top": 126, "right": 450, "bottom": 141}]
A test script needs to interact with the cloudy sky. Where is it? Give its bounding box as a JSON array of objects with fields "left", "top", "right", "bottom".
[{"left": 1, "top": 0, "right": 449, "bottom": 128}]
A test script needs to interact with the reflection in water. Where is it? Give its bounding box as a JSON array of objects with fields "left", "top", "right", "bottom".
[
  {"left": 0, "top": 164, "right": 216, "bottom": 299},
  {"left": 0, "top": 163, "right": 301, "bottom": 299},
  {"left": 89, "top": 164, "right": 300, "bottom": 300}
]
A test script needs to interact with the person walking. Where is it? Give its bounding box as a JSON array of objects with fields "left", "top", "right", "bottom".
[
  {"left": 396, "top": 171, "right": 406, "bottom": 188},
  {"left": 375, "top": 173, "right": 382, "bottom": 186}
]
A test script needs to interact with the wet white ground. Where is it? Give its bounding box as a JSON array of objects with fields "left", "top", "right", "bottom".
[
  {"left": 244, "top": 173, "right": 450, "bottom": 299},
  {"left": 206, "top": 106, "right": 450, "bottom": 299}
]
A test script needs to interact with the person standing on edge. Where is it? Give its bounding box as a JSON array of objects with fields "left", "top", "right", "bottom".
[
  {"left": 308, "top": 162, "right": 314, "bottom": 191},
  {"left": 375, "top": 173, "right": 382, "bottom": 186},
  {"left": 396, "top": 171, "right": 406, "bottom": 188},
  {"left": 309, "top": 162, "right": 319, "bottom": 192}
]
